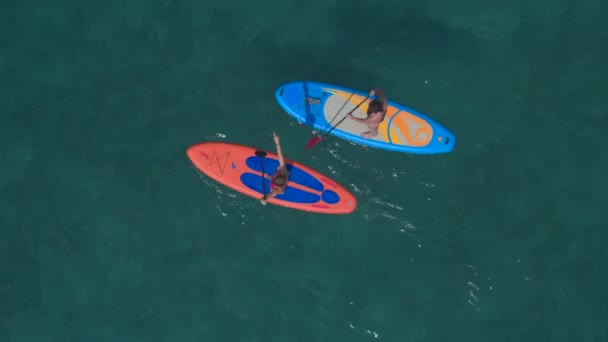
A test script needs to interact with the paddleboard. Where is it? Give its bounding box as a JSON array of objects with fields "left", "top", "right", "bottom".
[
  {"left": 186, "top": 142, "right": 357, "bottom": 214},
  {"left": 275, "top": 81, "right": 456, "bottom": 154}
]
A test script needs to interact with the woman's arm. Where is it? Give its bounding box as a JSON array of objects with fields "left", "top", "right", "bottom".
[
  {"left": 264, "top": 190, "right": 278, "bottom": 200},
  {"left": 347, "top": 114, "right": 366, "bottom": 123},
  {"left": 273, "top": 132, "right": 285, "bottom": 167},
  {"left": 260, "top": 189, "right": 278, "bottom": 205}
]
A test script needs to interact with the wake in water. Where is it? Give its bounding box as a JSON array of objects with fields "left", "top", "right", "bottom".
[
  {"left": 362, "top": 196, "right": 417, "bottom": 235},
  {"left": 347, "top": 321, "right": 381, "bottom": 339},
  {"left": 319, "top": 145, "right": 419, "bottom": 234},
  {"left": 465, "top": 264, "right": 488, "bottom": 312},
  {"left": 212, "top": 132, "right": 227, "bottom": 139}
]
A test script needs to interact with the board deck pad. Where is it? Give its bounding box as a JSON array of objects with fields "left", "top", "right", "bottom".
[
  {"left": 276, "top": 81, "right": 456, "bottom": 154},
  {"left": 187, "top": 142, "right": 357, "bottom": 214}
]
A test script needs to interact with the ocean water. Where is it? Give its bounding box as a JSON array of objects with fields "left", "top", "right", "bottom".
[{"left": 1, "top": 0, "right": 607, "bottom": 341}]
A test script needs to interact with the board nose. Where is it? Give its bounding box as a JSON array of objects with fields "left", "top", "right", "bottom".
[
  {"left": 426, "top": 125, "right": 456, "bottom": 153},
  {"left": 438, "top": 130, "right": 456, "bottom": 151}
]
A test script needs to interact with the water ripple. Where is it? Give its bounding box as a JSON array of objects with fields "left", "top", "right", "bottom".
[{"left": 347, "top": 321, "right": 381, "bottom": 339}]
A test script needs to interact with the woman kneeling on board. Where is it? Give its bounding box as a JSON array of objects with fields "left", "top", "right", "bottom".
[
  {"left": 260, "top": 132, "right": 290, "bottom": 205},
  {"left": 346, "top": 88, "right": 387, "bottom": 138}
]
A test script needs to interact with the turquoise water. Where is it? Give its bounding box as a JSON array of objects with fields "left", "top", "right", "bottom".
[{"left": 2, "top": 1, "right": 607, "bottom": 341}]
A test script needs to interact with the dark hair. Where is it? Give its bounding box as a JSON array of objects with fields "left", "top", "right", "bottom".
[
  {"left": 367, "top": 99, "right": 384, "bottom": 115},
  {"left": 272, "top": 174, "right": 287, "bottom": 187}
]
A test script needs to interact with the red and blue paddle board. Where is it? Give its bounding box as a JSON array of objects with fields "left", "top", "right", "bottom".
[{"left": 187, "top": 142, "right": 357, "bottom": 214}]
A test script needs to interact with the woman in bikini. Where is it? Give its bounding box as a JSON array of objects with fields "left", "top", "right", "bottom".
[
  {"left": 346, "top": 88, "right": 387, "bottom": 138},
  {"left": 260, "top": 132, "right": 290, "bottom": 205}
]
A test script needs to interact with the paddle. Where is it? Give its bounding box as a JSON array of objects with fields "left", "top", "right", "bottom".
[
  {"left": 254, "top": 150, "right": 267, "bottom": 196},
  {"left": 306, "top": 95, "right": 370, "bottom": 149}
]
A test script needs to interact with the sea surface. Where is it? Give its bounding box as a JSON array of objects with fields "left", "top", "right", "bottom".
[{"left": 1, "top": 0, "right": 607, "bottom": 341}]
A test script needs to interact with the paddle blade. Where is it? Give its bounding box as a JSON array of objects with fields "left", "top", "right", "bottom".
[
  {"left": 254, "top": 150, "right": 267, "bottom": 158},
  {"left": 306, "top": 136, "right": 323, "bottom": 149}
]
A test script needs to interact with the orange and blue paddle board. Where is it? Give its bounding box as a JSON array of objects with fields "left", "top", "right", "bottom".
[
  {"left": 275, "top": 81, "right": 456, "bottom": 154},
  {"left": 186, "top": 142, "right": 357, "bottom": 214}
]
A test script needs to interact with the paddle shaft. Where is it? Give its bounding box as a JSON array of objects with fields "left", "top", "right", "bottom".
[
  {"left": 255, "top": 151, "right": 268, "bottom": 195},
  {"left": 306, "top": 95, "right": 371, "bottom": 149},
  {"left": 319, "top": 95, "right": 370, "bottom": 137},
  {"left": 320, "top": 116, "right": 348, "bottom": 138},
  {"left": 260, "top": 159, "right": 266, "bottom": 194}
]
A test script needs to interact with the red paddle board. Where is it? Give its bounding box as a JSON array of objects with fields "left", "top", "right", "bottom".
[{"left": 186, "top": 142, "right": 357, "bottom": 214}]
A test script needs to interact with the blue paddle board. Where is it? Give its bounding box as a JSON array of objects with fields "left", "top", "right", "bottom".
[{"left": 275, "top": 81, "right": 456, "bottom": 154}]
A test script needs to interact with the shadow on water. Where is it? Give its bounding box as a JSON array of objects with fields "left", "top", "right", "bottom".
[
  {"left": 231, "top": 18, "right": 381, "bottom": 91},
  {"left": 326, "top": 3, "right": 479, "bottom": 56}
]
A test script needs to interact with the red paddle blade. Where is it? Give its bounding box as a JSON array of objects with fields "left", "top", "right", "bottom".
[{"left": 306, "top": 136, "right": 323, "bottom": 149}]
